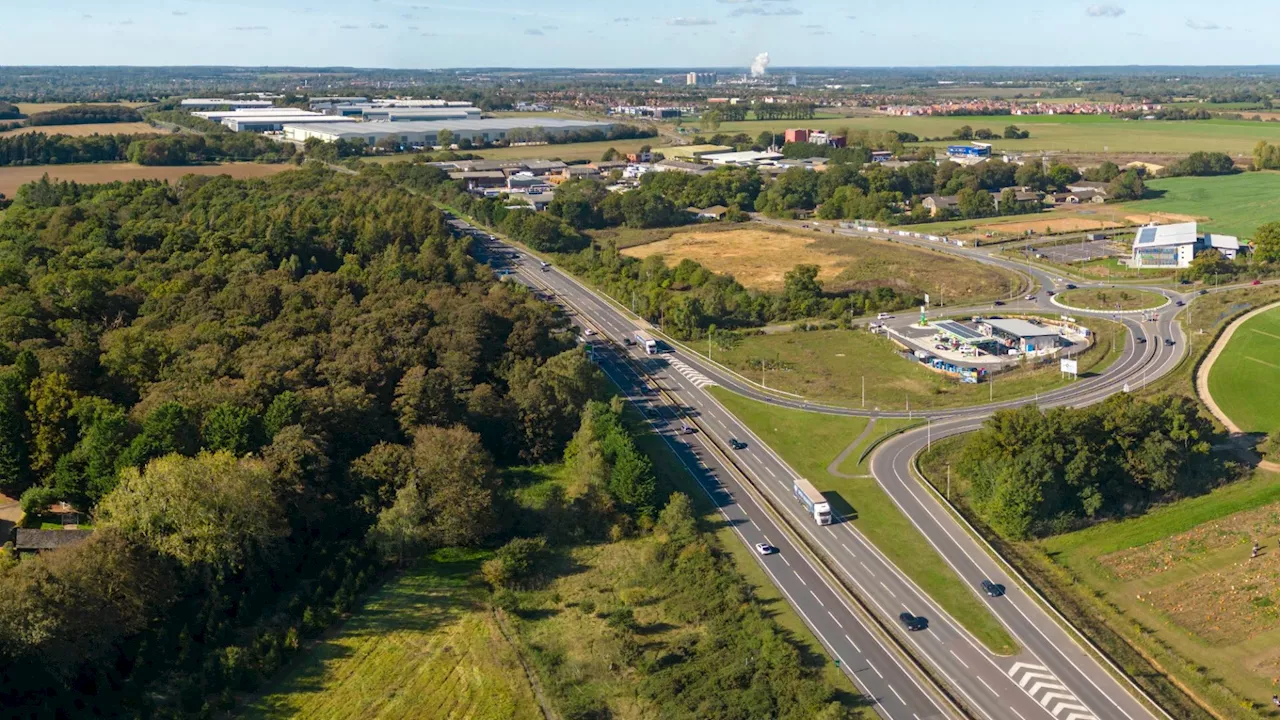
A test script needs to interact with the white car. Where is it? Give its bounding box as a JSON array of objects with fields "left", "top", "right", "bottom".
[
  {"left": 755, "top": 543, "right": 778, "bottom": 556},
  {"left": 584, "top": 328, "right": 597, "bottom": 336}
]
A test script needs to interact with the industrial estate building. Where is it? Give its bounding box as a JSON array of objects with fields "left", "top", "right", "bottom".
[
  {"left": 1130, "top": 222, "right": 1241, "bottom": 269},
  {"left": 180, "top": 98, "right": 274, "bottom": 109},
  {"left": 280, "top": 118, "right": 616, "bottom": 147}
]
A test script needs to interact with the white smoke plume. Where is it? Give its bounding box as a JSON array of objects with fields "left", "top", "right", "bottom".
[{"left": 750, "top": 52, "right": 770, "bottom": 77}]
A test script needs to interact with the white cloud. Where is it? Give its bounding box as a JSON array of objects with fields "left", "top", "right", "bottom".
[
  {"left": 1085, "top": 4, "right": 1125, "bottom": 18},
  {"left": 731, "top": 5, "right": 801, "bottom": 16},
  {"left": 524, "top": 28, "right": 544, "bottom": 35},
  {"left": 233, "top": 25, "right": 268, "bottom": 31},
  {"left": 369, "top": 22, "right": 388, "bottom": 29},
  {"left": 172, "top": 10, "right": 188, "bottom": 16},
  {"left": 668, "top": 17, "right": 716, "bottom": 26},
  {"left": 1186, "top": 18, "right": 1223, "bottom": 30}
]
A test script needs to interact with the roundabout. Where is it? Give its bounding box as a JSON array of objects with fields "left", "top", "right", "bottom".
[{"left": 1051, "top": 287, "right": 1170, "bottom": 314}]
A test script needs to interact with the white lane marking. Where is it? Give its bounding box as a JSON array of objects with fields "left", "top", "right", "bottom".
[
  {"left": 779, "top": 555, "right": 791, "bottom": 567},
  {"left": 887, "top": 683, "right": 907, "bottom": 705},
  {"left": 764, "top": 465, "right": 777, "bottom": 478},
  {"left": 949, "top": 649, "right": 969, "bottom": 669},
  {"left": 844, "top": 634, "right": 861, "bottom": 653},
  {"left": 879, "top": 581, "right": 897, "bottom": 598},
  {"left": 860, "top": 561, "right": 874, "bottom": 576},
  {"left": 841, "top": 542, "right": 854, "bottom": 555},
  {"left": 868, "top": 660, "right": 884, "bottom": 679},
  {"left": 793, "top": 571, "right": 806, "bottom": 586},
  {"left": 977, "top": 676, "right": 1001, "bottom": 697},
  {"left": 810, "top": 590, "right": 825, "bottom": 607}
]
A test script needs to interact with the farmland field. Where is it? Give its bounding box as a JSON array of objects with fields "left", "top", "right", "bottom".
[
  {"left": 694, "top": 316, "right": 1124, "bottom": 411},
  {"left": 712, "top": 114, "right": 1280, "bottom": 155},
  {"left": 1207, "top": 305, "right": 1280, "bottom": 435},
  {"left": 14, "top": 101, "right": 150, "bottom": 115},
  {"left": 1127, "top": 171, "right": 1280, "bottom": 239},
  {"left": 909, "top": 206, "right": 1199, "bottom": 242},
  {"left": 1056, "top": 287, "right": 1167, "bottom": 311},
  {"left": 620, "top": 224, "right": 1021, "bottom": 300},
  {"left": 0, "top": 162, "right": 296, "bottom": 198},
  {"left": 241, "top": 548, "right": 545, "bottom": 720},
  {"left": 0, "top": 122, "right": 158, "bottom": 137}
]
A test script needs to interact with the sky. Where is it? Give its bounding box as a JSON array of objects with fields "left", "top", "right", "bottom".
[{"left": 0, "top": 0, "right": 1273, "bottom": 69}]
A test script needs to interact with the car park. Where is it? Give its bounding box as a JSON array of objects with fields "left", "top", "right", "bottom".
[
  {"left": 729, "top": 438, "right": 747, "bottom": 450},
  {"left": 898, "top": 612, "right": 927, "bottom": 631},
  {"left": 755, "top": 543, "right": 778, "bottom": 556},
  {"left": 980, "top": 580, "right": 1005, "bottom": 597}
]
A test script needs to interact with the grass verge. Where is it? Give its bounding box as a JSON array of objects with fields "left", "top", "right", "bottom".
[
  {"left": 1057, "top": 287, "right": 1167, "bottom": 312},
  {"left": 707, "top": 386, "right": 1018, "bottom": 656}
]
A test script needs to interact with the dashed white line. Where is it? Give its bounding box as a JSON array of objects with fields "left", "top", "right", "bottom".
[
  {"left": 949, "top": 649, "right": 969, "bottom": 669},
  {"left": 809, "top": 590, "right": 825, "bottom": 607},
  {"left": 779, "top": 555, "right": 791, "bottom": 566},
  {"left": 879, "top": 581, "right": 896, "bottom": 598},
  {"left": 841, "top": 542, "right": 854, "bottom": 555},
  {"left": 793, "top": 571, "right": 807, "bottom": 586},
  {"left": 977, "top": 676, "right": 1001, "bottom": 698},
  {"left": 827, "top": 611, "right": 843, "bottom": 628},
  {"left": 887, "top": 684, "right": 907, "bottom": 705},
  {"left": 844, "top": 634, "right": 861, "bottom": 653},
  {"left": 860, "top": 561, "right": 874, "bottom": 576},
  {"left": 868, "top": 660, "right": 884, "bottom": 679},
  {"left": 764, "top": 465, "right": 777, "bottom": 478}
]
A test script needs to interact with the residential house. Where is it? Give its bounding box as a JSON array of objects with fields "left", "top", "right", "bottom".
[
  {"left": 687, "top": 205, "right": 729, "bottom": 221},
  {"left": 10, "top": 528, "right": 93, "bottom": 554},
  {"left": 921, "top": 194, "right": 960, "bottom": 217}
]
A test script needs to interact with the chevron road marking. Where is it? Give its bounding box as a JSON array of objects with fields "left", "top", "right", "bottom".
[
  {"left": 1007, "top": 662, "right": 1097, "bottom": 720},
  {"left": 666, "top": 357, "right": 717, "bottom": 388}
]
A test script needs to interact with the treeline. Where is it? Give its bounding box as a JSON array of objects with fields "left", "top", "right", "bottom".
[
  {"left": 27, "top": 104, "right": 143, "bottom": 126},
  {"left": 0, "top": 101, "right": 22, "bottom": 120},
  {"left": 0, "top": 167, "right": 607, "bottom": 717},
  {"left": 1116, "top": 107, "right": 1213, "bottom": 121},
  {"left": 1253, "top": 140, "right": 1280, "bottom": 170},
  {"left": 145, "top": 109, "right": 231, "bottom": 134},
  {"left": 505, "top": 123, "right": 657, "bottom": 147},
  {"left": 378, "top": 161, "right": 918, "bottom": 335},
  {"left": 955, "top": 395, "right": 1219, "bottom": 538},
  {"left": 953, "top": 124, "right": 1030, "bottom": 140},
  {"left": 0, "top": 130, "right": 295, "bottom": 167},
  {"left": 125, "top": 132, "right": 296, "bottom": 165},
  {"left": 1160, "top": 151, "right": 1237, "bottom": 177}
]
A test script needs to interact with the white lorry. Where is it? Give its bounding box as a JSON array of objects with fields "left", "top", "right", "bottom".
[
  {"left": 634, "top": 331, "right": 659, "bottom": 355},
  {"left": 793, "top": 477, "right": 833, "bottom": 525}
]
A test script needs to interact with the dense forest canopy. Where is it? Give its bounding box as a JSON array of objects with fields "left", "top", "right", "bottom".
[{"left": 0, "top": 166, "right": 612, "bottom": 716}]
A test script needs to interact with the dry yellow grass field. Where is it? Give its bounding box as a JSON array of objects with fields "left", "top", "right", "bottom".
[
  {"left": 620, "top": 224, "right": 1018, "bottom": 301},
  {"left": 0, "top": 122, "right": 158, "bottom": 138},
  {"left": 0, "top": 162, "right": 295, "bottom": 198},
  {"left": 14, "top": 102, "right": 149, "bottom": 115}
]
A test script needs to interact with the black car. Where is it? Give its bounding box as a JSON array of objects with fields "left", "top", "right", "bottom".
[
  {"left": 993, "top": 300, "right": 1005, "bottom": 306},
  {"left": 729, "top": 438, "right": 747, "bottom": 450},
  {"left": 980, "top": 580, "right": 1005, "bottom": 597},
  {"left": 1175, "top": 300, "right": 1185, "bottom": 307},
  {"left": 1164, "top": 338, "right": 1175, "bottom": 346},
  {"left": 1199, "top": 289, "right": 1208, "bottom": 296},
  {"left": 1065, "top": 283, "right": 1077, "bottom": 290},
  {"left": 898, "top": 612, "right": 927, "bottom": 631},
  {"left": 1136, "top": 336, "right": 1147, "bottom": 344},
  {"left": 623, "top": 338, "right": 635, "bottom": 346}
]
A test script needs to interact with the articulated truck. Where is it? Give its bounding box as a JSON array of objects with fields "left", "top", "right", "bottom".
[
  {"left": 633, "top": 331, "right": 659, "bottom": 355},
  {"left": 793, "top": 477, "right": 833, "bottom": 525}
]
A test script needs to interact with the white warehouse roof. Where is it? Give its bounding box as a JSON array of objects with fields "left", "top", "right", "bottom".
[
  {"left": 284, "top": 117, "right": 615, "bottom": 142},
  {"left": 1206, "top": 233, "right": 1240, "bottom": 251}
]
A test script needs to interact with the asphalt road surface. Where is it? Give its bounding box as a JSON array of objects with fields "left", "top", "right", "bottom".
[{"left": 463, "top": 215, "right": 1245, "bottom": 720}]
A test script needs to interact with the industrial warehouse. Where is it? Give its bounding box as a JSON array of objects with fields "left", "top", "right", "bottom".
[{"left": 279, "top": 117, "right": 617, "bottom": 146}]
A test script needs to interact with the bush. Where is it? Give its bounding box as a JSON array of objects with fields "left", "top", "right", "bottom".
[{"left": 19, "top": 486, "right": 61, "bottom": 517}]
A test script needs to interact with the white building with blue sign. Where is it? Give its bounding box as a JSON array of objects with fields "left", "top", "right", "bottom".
[{"left": 1130, "top": 222, "right": 1240, "bottom": 269}]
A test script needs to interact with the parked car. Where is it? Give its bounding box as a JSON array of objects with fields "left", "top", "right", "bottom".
[
  {"left": 898, "top": 612, "right": 928, "bottom": 631},
  {"left": 980, "top": 580, "right": 1005, "bottom": 597},
  {"left": 729, "top": 438, "right": 747, "bottom": 450},
  {"left": 755, "top": 543, "right": 778, "bottom": 556}
]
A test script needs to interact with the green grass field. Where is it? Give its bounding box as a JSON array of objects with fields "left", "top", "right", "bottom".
[
  {"left": 1057, "top": 287, "right": 1167, "bottom": 311},
  {"left": 707, "top": 386, "right": 1018, "bottom": 655},
  {"left": 241, "top": 548, "right": 543, "bottom": 720},
  {"left": 697, "top": 317, "right": 1124, "bottom": 411},
  {"left": 712, "top": 114, "right": 1280, "bottom": 155},
  {"left": 1128, "top": 172, "right": 1280, "bottom": 239},
  {"left": 1207, "top": 305, "right": 1280, "bottom": 435}
]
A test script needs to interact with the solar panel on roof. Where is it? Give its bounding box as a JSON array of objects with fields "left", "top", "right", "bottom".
[
  {"left": 1137, "top": 227, "right": 1158, "bottom": 244},
  {"left": 936, "top": 320, "right": 983, "bottom": 340}
]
